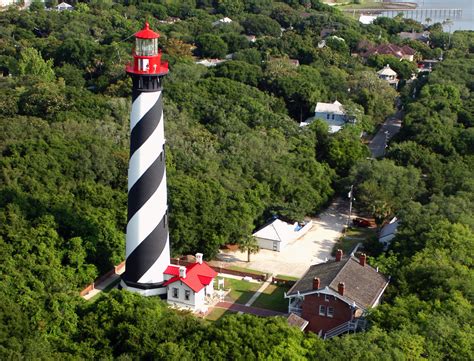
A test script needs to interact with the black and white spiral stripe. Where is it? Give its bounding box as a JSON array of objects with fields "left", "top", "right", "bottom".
[{"left": 122, "top": 89, "right": 170, "bottom": 286}]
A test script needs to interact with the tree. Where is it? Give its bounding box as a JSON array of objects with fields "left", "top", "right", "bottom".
[
  {"left": 196, "top": 34, "right": 228, "bottom": 58},
  {"left": 238, "top": 235, "right": 259, "bottom": 262},
  {"left": 241, "top": 14, "right": 281, "bottom": 37},
  {"left": 17, "top": 47, "right": 55, "bottom": 82},
  {"left": 213, "top": 60, "right": 262, "bottom": 86},
  {"left": 350, "top": 159, "right": 424, "bottom": 226}
]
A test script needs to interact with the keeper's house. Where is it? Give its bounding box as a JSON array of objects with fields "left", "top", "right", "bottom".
[{"left": 285, "top": 250, "right": 389, "bottom": 338}]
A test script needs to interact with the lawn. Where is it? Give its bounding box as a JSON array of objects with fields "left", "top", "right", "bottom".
[
  {"left": 223, "top": 277, "right": 261, "bottom": 305},
  {"left": 252, "top": 284, "right": 289, "bottom": 313},
  {"left": 226, "top": 265, "right": 267, "bottom": 276},
  {"left": 275, "top": 274, "right": 299, "bottom": 281},
  {"left": 205, "top": 307, "right": 236, "bottom": 321},
  {"left": 332, "top": 227, "right": 376, "bottom": 255}
]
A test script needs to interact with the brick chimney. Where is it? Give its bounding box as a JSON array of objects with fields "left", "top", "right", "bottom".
[
  {"left": 313, "top": 277, "right": 320, "bottom": 290},
  {"left": 336, "top": 249, "right": 343, "bottom": 262},
  {"left": 195, "top": 253, "right": 203, "bottom": 264},
  {"left": 359, "top": 253, "right": 366, "bottom": 266},
  {"left": 179, "top": 266, "right": 186, "bottom": 278},
  {"left": 338, "top": 282, "right": 345, "bottom": 296}
]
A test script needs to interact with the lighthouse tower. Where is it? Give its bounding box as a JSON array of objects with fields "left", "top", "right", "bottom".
[{"left": 120, "top": 22, "right": 170, "bottom": 297}]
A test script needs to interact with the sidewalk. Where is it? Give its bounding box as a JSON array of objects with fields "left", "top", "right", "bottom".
[{"left": 244, "top": 274, "right": 273, "bottom": 307}]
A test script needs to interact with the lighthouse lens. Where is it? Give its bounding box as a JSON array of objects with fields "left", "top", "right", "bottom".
[{"left": 136, "top": 38, "right": 157, "bottom": 56}]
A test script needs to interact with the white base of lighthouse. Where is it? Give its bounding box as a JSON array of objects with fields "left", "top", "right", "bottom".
[{"left": 119, "top": 280, "right": 168, "bottom": 297}]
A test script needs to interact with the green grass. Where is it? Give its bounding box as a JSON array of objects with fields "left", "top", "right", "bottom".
[
  {"left": 345, "top": 227, "right": 376, "bottom": 239},
  {"left": 205, "top": 308, "right": 236, "bottom": 321},
  {"left": 224, "top": 278, "right": 261, "bottom": 304},
  {"left": 332, "top": 236, "right": 361, "bottom": 256},
  {"left": 252, "top": 284, "right": 289, "bottom": 313},
  {"left": 275, "top": 274, "right": 299, "bottom": 281},
  {"left": 226, "top": 265, "right": 266, "bottom": 276}
]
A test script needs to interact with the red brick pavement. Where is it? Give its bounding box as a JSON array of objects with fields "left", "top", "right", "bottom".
[{"left": 215, "top": 301, "right": 287, "bottom": 317}]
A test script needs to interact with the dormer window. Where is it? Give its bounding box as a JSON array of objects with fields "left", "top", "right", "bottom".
[{"left": 136, "top": 38, "right": 158, "bottom": 57}]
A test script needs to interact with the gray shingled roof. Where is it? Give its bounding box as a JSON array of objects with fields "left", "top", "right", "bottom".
[{"left": 287, "top": 257, "right": 389, "bottom": 310}]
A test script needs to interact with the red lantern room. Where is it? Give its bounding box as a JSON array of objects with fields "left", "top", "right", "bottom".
[{"left": 126, "top": 22, "right": 168, "bottom": 75}]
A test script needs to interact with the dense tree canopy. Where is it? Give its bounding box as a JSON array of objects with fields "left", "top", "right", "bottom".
[{"left": 0, "top": 1, "right": 472, "bottom": 359}]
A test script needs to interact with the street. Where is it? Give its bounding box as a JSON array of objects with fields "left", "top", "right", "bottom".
[{"left": 368, "top": 110, "right": 402, "bottom": 158}]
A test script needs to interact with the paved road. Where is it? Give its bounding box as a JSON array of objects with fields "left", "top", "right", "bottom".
[
  {"left": 216, "top": 198, "right": 349, "bottom": 277},
  {"left": 368, "top": 110, "right": 402, "bottom": 158}
]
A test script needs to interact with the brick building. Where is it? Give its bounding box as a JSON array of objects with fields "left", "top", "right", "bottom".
[{"left": 285, "top": 250, "right": 389, "bottom": 338}]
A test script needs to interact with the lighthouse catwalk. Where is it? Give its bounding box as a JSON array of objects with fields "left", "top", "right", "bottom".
[{"left": 121, "top": 23, "right": 170, "bottom": 296}]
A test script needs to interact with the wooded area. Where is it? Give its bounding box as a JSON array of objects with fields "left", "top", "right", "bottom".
[{"left": 0, "top": 0, "right": 472, "bottom": 359}]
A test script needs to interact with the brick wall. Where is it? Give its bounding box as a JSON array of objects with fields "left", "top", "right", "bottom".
[{"left": 301, "top": 293, "right": 353, "bottom": 334}]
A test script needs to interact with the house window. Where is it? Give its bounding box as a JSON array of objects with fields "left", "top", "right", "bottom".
[
  {"left": 319, "top": 305, "right": 326, "bottom": 316},
  {"left": 325, "top": 294, "right": 330, "bottom": 302},
  {"left": 326, "top": 114, "right": 330, "bottom": 119},
  {"left": 172, "top": 287, "right": 179, "bottom": 298},
  {"left": 327, "top": 306, "right": 334, "bottom": 318},
  {"left": 332, "top": 114, "right": 335, "bottom": 120},
  {"left": 185, "top": 290, "right": 190, "bottom": 301}
]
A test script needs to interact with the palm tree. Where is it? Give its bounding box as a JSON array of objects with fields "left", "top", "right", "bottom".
[
  {"left": 239, "top": 235, "right": 259, "bottom": 262},
  {"left": 425, "top": 17, "right": 432, "bottom": 27}
]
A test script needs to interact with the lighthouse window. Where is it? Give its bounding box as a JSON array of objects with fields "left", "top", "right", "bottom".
[{"left": 136, "top": 38, "right": 158, "bottom": 56}]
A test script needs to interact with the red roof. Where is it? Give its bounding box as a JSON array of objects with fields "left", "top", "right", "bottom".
[
  {"left": 135, "top": 22, "right": 160, "bottom": 39},
  {"left": 163, "top": 262, "right": 217, "bottom": 292},
  {"left": 164, "top": 265, "right": 180, "bottom": 276}
]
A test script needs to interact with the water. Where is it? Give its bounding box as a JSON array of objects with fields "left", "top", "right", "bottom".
[{"left": 385, "top": 0, "right": 474, "bottom": 31}]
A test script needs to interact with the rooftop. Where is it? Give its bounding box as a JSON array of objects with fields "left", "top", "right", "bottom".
[
  {"left": 287, "top": 256, "right": 389, "bottom": 310},
  {"left": 315, "top": 100, "right": 345, "bottom": 115},
  {"left": 164, "top": 261, "right": 217, "bottom": 292},
  {"left": 253, "top": 218, "right": 301, "bottom": 243}
]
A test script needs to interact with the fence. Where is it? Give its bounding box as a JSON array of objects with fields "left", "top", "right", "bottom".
[{"left": 171, "top": 258, "right": 267, "bottom": 281}]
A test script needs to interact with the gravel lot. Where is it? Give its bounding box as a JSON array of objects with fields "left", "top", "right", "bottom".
[{"left": 216, "top": 198, "right": 349, "bottom": 277}]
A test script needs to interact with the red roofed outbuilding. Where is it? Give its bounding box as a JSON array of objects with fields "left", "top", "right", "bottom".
[{"left": 163, "top": 253, "right": 217, "bottom": 311}]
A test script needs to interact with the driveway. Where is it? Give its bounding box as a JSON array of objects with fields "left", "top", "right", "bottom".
[{"left": 216, "top": 199, "right": 349, "bottom": 277}]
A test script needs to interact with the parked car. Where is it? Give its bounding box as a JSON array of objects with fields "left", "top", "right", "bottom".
[{"left": 353, "top": 217, "right": 371, "bottom": 227}]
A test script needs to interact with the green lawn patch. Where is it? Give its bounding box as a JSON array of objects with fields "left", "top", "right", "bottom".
[
  {"left": 345, "top": 227, "right": 376, "bottom": 239},
  {"left": 226, "top": 265, "right": 267, "bottom": 276},
  {"left": 252, "top": 284, "right": 289, "bottom": 313},
  {"left": 275, "top": 274, "right": 299, "bottom": 281},
  {"left": 224, "top": 277, "right": 261, "bottom": 304},
  {"left": 205, "top": 307, "right": 236, "bottom": 321}
]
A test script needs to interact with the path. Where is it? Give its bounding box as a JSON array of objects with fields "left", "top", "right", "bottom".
[
  {"left": 368, "top": 109, "right": 402, "bottom": 158},
  {"left": 82, "top": 270, "right": 123, "bottom": 301},
  {"left": 244, "top": 274, "right": 273, "bottom": 307}
]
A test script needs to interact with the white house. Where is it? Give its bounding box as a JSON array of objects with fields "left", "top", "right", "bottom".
[
  {"left": 163, "top": 253, "right": 217, "bottom": 312},
  {"left": 195, "top": 58, "right": 227, "bottom": 67},
  {"left": 212, "top": 17, "right": 233, "bottom": 26},
  {"left": 0, "top": 0, "right": 17, "bottom": 7},
  {"left": 56, "top": 2, "right": 73, "bottom": 11},
  {"left": 377, "top": 64, "right": 399, "bottom": 88},
  {"left": 300, "top": 100, "right": 350, "bottom": 133},
  {"left": 253, "top": 218, "right": 312, "bottom": 252},
  {"left": 378, "top": 217, "right": 399, "bottom": 250},
  {"left": 359, "top": 15, "right": 377, "bottom": 25}
]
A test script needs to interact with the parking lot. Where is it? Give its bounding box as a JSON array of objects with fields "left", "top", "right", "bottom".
[{"left": 216, "top": 199, "right": 349, "bottom": 277}]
